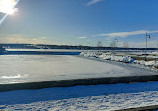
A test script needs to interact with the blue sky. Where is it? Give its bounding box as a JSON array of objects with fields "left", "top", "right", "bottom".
[{"left": 0, "top": 0, "right": 158, "bottom": 48}]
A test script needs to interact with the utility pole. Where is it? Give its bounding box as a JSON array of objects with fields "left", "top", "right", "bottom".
[{"left": 145, "top": 32, "right": 150, "bottom": 61}]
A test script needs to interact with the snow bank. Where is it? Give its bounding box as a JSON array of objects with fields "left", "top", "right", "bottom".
[
  {"left": 80, "top": 52, "right": 158, "bottom": 70},
  {"left": 133, "top": 60, "right": 146, "bottom": 65},
  {"left": 79, "top": 52, "right": 100, "bottom": 58},
  {"left": 145, "top": 61, "right": 157, "bottom": 66},
  {"left": 151, "top": 51, "right": 158, "bottom": 55},
  {"left": 134, "top": 60, "right": 158, "bottom": 68},
  {"left": 80, "top": 52, "right": 135, "bottom": 63},
  {"left": 2, "top": 81, "right": 158, "bottom": 110}
]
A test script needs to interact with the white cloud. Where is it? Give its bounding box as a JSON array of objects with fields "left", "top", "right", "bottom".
[
  {"left": 39, "top": 37, "right": 48, "bottom": 40},
  {"left": 0, "top": 34, "right": 50, "bottom": 44},
  {"left": 77, "top": 36, "right": 87, "bottom": 39},
  {"left": 87, "top": 0, "right": 103, "bottom": 6},
  {"left": 95, "top": 30, "right": 158, "bottom": 38},
  {"left": 0, "top": 35, "right": 71, "bottom": 45}
]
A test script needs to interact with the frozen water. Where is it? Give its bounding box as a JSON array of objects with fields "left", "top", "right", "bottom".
[
  {"left": 0, "top": 55, "right": 128, "bottom": 84},
  {"left": 0, "top": 55, "right": 157, "bottom": 84}
]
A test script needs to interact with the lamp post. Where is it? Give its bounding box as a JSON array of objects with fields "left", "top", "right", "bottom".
[
  {"left": 114, "top": 39, "right": 118, "bottom": 55},
  {"left": 145, "top": 32, "right": 150, "bottom": 61}
]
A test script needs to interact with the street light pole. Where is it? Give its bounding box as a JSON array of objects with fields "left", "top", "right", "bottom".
[
  {"left": 145, "top": 32, "right": 150, "bottom": 61},
  {"left": 113, "top": 39, "right": 118, "bottom": 56}
]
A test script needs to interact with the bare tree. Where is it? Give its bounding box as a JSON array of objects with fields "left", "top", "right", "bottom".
[
  {"left": 97, "top": 41, "right": 102, "bottom": 47},
  {"left": 110, "top": 39, "right": 118, "bottom": 48},
  {"left": 109, "top": 39, "right": 118, "bottom": 56},
  {"left": 123, "top": 42, "right": 129, "bottom": 48}
]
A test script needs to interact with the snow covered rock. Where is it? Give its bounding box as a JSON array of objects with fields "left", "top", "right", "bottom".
[
  {"left": 80, "top": 52, "right": 100, "bottom": 58},
  {"left": 145, "top": 61, "right": 156, "bottom": 66},
  {"left": 80, "top": 52, "right": 135, "bottom": 63},
  {"left": 99, "top": 54, "right": 111, "bottom": 60},
  {"left": 133, "top": 60, "right": 146, "bottom": 65}
]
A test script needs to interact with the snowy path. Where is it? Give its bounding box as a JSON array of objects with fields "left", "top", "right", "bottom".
[{"left": 1, "top": 81, "right": 158, "bottom": 110}]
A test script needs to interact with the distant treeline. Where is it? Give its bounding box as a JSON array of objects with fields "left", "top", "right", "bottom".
[{"left": 0, "top": 43, "right": 158, "bottom": 50}]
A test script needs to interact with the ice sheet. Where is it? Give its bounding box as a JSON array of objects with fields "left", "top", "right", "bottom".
[{"left": 0, "top": 55, "right": 156, "bottom": 84}]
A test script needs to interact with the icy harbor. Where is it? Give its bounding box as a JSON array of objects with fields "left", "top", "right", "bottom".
[{"left": 0, "top": 55, "right": 157, "bottom": 85}]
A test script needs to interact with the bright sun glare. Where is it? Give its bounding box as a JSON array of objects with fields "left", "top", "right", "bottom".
[{"left": 0, "top": 0, "right": 17, "bottom": 15}]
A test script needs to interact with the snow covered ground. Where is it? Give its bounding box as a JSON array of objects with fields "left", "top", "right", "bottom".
[
  {"left": 1, "top": 81, "right": 158, "bottom": 110},
  {"left": 0, "top": 55, "right": 157, "bottom": 84},
  {"left": 80, "top": 51, "right": 158, "bottom": 71}
]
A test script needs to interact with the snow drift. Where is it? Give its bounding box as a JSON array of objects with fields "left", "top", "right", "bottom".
[{"left": 80, "top": 52, "right": 158, "bottom": 70}]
